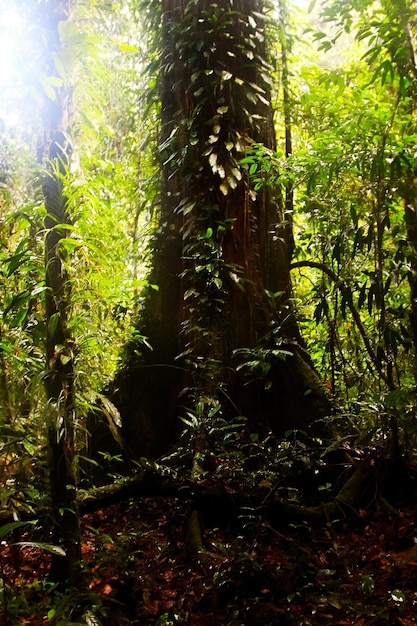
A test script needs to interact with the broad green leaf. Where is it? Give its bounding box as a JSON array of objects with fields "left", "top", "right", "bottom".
[
  {"left": 16, "top": 542, "right": 66, "bottom": 557},
  {"left": 0, "top": 342, "right": 14, "bottom": 353},
  {"left": 0, "top": 521, "right": 36, "bottom": 539},
  {"left": 47, "top": 313, "right": 60, "bottom": 339}
]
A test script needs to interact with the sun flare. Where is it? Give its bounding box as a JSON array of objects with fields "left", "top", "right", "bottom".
[
  {"left": 0, "top": 2, "right": 27, "bottom": 124},
  {"left": 0, "top": 3, "right": 24, "bottom": 86}
]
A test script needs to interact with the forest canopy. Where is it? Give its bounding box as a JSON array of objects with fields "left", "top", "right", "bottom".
[{"left": 1, "top": 0, "right": 417, "bottom": 622}]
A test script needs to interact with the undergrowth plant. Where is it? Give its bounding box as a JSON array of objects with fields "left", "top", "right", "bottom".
[
  {"left": 241, "top": 0, "right": 417, "bottom": 457},
  {"left": 0, "top": 0, "right": 153, "bottom": 531}
]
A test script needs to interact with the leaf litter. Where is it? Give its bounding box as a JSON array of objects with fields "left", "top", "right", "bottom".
[{"left": 1, "top": 496, "right": 417, "bottom": 624}]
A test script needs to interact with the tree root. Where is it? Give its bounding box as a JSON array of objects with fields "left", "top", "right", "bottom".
[
  {"left": 0, "top": 460, "right": 392, "bottom": 534},
  {"left": 266, "top": 462, "right": 376, "bottom": 526}
]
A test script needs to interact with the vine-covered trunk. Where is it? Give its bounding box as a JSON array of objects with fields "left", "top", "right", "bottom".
[
  {"left": 40, "top": 0, "right": 81, "bottom": 584},
  {"left": 114, "top": 0, "right": 330, "bottom": 459}
]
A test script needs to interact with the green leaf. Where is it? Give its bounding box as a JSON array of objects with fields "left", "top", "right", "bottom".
[
  {"left": 118, "top": 42, "right": 139, "bottom": 53},
  {"left": 360, "top": 574, "right": 375, "bottom": 597},
  {"left": 0, "top": 343, "right": 14, "bottom": 354},
  {"left": 52, "top": 53, "right": 67, "bottom": 83},
  {"left": 15, "top": 541, "right": 66, "bottom": 557},
  {"left": 11, "top": 307, "right": 29, "bottom": 328},
  {"left": 184, "top": 289, "right": 197, "bottom": 300},
  {"left": 40, "top": 76, "right": 63, "bottom": 100},
  {"left": 358, "top": 283, "right": 367, "bottom": 310},
  {"left": 76, "top": 455, "right": 101, "bottom": 467},
  {"left": 362, "top": 45, "right": 383, "bottom": 65},
  {"left": 47, "top": 312, "right": 60, "bottom": 339},
  {"left": 0, "top": 521, "right": 36, "bottom": 539},
  {"left": 22, "top": 440, "right": 36, "bottom": 455}
]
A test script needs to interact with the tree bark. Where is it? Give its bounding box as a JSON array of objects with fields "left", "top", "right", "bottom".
[
  {"left": 39, "top": 0, "right": 81, "bottom": 584},
  {"left": 111, "top": 0, "right": 331, "bottom": 461}
]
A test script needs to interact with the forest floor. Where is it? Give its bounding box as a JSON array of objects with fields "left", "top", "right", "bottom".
[{"left": 1, "top": 491, "right": 417, "bottom": 625}]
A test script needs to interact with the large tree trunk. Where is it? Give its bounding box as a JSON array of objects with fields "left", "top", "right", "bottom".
[{"left": 112, "top": 0, "right": 330, "bottom": 459}]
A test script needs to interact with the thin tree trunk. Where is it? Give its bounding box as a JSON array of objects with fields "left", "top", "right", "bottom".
[
  {"left": 40, "top": 0, "right": 81, "bottom": 584},
  {"left": 278, "top": 0, "right": 294, "bottom": 257}
]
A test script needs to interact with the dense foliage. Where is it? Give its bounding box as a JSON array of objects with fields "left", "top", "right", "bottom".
[{"left": 1, "top": 0, "right": 417, "bottom": 621}]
